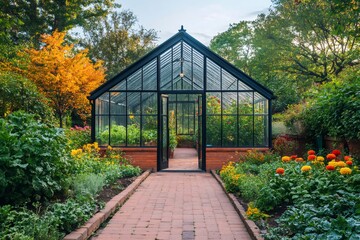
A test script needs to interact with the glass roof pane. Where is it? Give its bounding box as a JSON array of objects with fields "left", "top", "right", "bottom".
[
  {"left": 143, "top": 59, "right": 157, "bottom": 90},
  {"left": 222, "top": 70, "right": 237, "bottom": 90},
  {"left": 160, "top": 48, "right": 172, "bottom": 89},
  {"left": 127, "top": 68, "right": 142, "bottom": 90},
  {"left": 206, "top": 59, "right": 221, "bottom": 90},
  {"left": 222, "top": 92, "right": 237, "bottom": 114},
  {"left": 110, "top": 92, "right": 126, "bottom": 115},
  {"left": 111, "top": 79, "right": 126, "bottom": 91},
  {"left": 238, "top": 80, "right": 252, "bottom": 90}
]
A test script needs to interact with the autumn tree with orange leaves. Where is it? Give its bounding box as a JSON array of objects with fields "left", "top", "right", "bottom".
[{"left": 23, "top": 31, "right": 105, "bottom": 127}]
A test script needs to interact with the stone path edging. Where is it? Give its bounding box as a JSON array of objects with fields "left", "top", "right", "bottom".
[
  {"left": 63, "top": 169, "right": 151, "bottom": 240},
  {"left": 211, "top": 170, "right": 264, "bottom": 240}
]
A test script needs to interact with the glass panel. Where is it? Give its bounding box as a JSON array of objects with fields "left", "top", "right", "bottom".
[
  {"left": 110, "top": 116, "right": 126, "bottom": 146},
  {"left": 142, "top": 116, "right": 157, "bottom": 146},
  {"left": 127, "top": 69, "right": 142, "bottom": 90},
  {"left": 96, "top": 93, "right": 109, "bottom": 115},
  {"left": 206, "top": 59, "right": 221, "bottom": 90},
  {"left": 222, "top": 115, "right": 237, "bottom": 147},
  {"left": 127, "top": 115, "right": 140, "bottom": 146},
  {"left": 222, "top": 70, "right": 237, "bottom": 90},
  {"left": 238, "top": 92, "right": 253, "bottom": 114},
  {"left": 238, "top": 80, "right": 252, "bottom": 90},
  {"left": 192, "top": 49, "right": 204, "bottom": 90},
  {"left": 111, "top": 79, "right": 126, "bottom": 91},
  {"left": 110, "top": 92, "right": 126, "bottom": 115},
  {"left": 142, "top": 92, "right": 157, "bottom": 115},
  {"left": 254, "top": 93, "right": 268, "bottom": 114},
  {"left": 239, "top": 116, "right": 253, "bottom": 146},
  {"left": 96, "top": 116, "right": 109, "bottom": 146},
  {"left": 206, "top": 93, "right": 221, "bottom": 114},
  {"left": 222, "top": 92, "right": 237, "bottom": 114},
  {"left": 206, "top": 116, "right": 221, "bottom": 147},
  {"left": 143, "top": 59, "right": 157, "bottom": 90},
  {"left": 127, "top": 92, "right": 140, "bottom": 114},
  {"left": 254, "top": 116, "right": 267, "bottom": 146}
]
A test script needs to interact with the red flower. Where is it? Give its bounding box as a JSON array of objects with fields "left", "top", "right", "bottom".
[
  {"left": 276, "top": 168, "right": 285, "bottom": 175},
  {"left": 308, "top": 150, "right": 316, "bottom": 155},
  {"left": 326, "top": 165, "right": 335, "bottom": 171},
  {"left": 326, "top": 153, "right": 336, "bottom": 160},
  {"left": 344, "top": 156, "right": 351, "bottom": 161},
  {"left": 307, "top": 155, "right": 316, "bottom": 161},
  {"left": 346, "top": 161, "right": 353, "bottom": 166},
  {"left": 290, "top": 155, "right": 298, "bottom": 160},
  {"left": 332, "top": 149, "right": 341, "bottom": 156}
]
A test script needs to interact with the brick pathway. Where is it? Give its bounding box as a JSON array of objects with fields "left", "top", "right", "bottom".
[
  {"left": 168, "top": 148, "right": 199, "bottom": 170},
  {"left": 92, "top": 172, "right": 251, "bottom": 240}
]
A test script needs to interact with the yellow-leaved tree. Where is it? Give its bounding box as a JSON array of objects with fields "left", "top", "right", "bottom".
[{"left": 23, "top": 31, "right": 105, "bottom": 127}]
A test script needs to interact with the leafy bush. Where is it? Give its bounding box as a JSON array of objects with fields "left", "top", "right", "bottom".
[
  {"left": 72, "top": 173, "right": 106, "bottom": 198},
  {"left": 0, "top": 72, "right": 54, "bottom": 123},
  {"left": 0, "top": 205, "right": 61, "bottom": 240},
  {"left": 0, "top": 112, "right": 69, "bottom": 205},
  {"left": 220, "top": 149, "right": 360, "bottom": 239},
  {"left": 65, "top": 125, "right": 91, "bottom": 149}
]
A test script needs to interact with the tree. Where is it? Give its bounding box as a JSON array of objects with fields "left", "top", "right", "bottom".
[
  {"left": 0, "top": 71, "right": 53, "bottom": 122},
  {"left": 82, "top": 10, "right": 158, "bottom": 79},
  {"left": 0, "top": 0, "right": 117, "bottom": 46},
  {"left": 20, "top": 31, "right": 105, "bottom": 127}
]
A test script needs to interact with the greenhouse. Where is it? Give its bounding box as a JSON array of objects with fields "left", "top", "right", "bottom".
[{"left": 88, "top": 27, "right": 274, "bottom": 171}]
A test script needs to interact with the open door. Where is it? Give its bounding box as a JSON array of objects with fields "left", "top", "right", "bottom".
[
  {"left": 159, "top": 94, "right": 169, "bottom": 170},
  {"left": 197, "top": 95, "right": 203, "bottom": 170}
]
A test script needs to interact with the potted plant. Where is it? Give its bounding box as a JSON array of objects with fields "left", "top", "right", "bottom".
[{"left": 169, "top": 131, "right": 177, "bottom": 158}]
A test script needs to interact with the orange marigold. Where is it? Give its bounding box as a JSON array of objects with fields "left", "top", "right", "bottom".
[
  {"left": 308, "top": 150, "right": 316, "bottom": 155},
  {"left": 307, "top": 155, "right": 316, "bottom": 161},
  {"left": 282, "top": 156, "right": 291, "bottom": 162},
  {"left": 290, "top": 155, "right": 298, "bottom": 160},
  {"left": 276, "top": 168, "right": 285, "bottom": 175},
  {"left": 326, "top": 153, "right": 336, "bottom": 160},
  {"left": 344, "top": 156, "right": 352, "bottom": 161},
  {"left": 295, "top": 157, "right": 304, "bottom": 163},
  {"left": 346, "top": 161, "right": 353, "bottom": 166},
  {"left": 326, "top": 165, "right": 335, "bottom": 171},
  {"left": 332, "top": 149, "right": 341, "bottom": 156}
]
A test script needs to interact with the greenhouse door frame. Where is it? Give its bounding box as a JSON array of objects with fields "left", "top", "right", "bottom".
[{"left": 157, "top": 90, "right": 206, "bottom": 171}]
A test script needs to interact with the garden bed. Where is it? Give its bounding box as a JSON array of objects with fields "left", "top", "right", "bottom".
[{"left": 218, "top": 149, "right": 360, "bottom": 239}]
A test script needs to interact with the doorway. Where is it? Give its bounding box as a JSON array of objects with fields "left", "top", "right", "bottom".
[{"left": 158, "top": 93, "right": 203, "bottom": 171}]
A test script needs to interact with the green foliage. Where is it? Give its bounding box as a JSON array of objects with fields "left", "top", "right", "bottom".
[
  {"left": 0, "top": 0, "right": 118, "bottom": 46},
  {"left": 0, "top": 72, "right": 54, "bottom": 123},
  {"left": 300, "top": 67, "right": 360, "bottom": 139},
  {"left": 72, "top": 173, "right": 106, "bottom": 198},
  {"left": 0, "top": 112, "right": 68, "bottom": 205},
  {"left": 0, "top": 205, "right": 61, "bottom": 240},
  {"left": 65, "top": 126, "right": 91, "bottom": 150},
  {"left": 82, "top": 10, "right": 157, "bottom": 79}
]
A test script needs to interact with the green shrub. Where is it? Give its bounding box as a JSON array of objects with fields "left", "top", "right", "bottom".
[
  {"left": 0, "top": 112, "right": 69, "bottom": 205},
  {"left": 0, "top": 205, "right": 61, "bottom": 240},
  {"left": 72, "top": 173, "right": 106, "bottom": 198},
  {"left": 65, "top": 126, "right": 91, "bottom": 150},
  {"left": 0, "top": 72, "right": 54, "bottom": 123}
]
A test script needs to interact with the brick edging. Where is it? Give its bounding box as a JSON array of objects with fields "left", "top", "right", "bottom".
[
  {"left": 63, "top": 169, "right": 152, "bottom": 240},
  {"left": 210, "top": 170, "right": 264, "bottom": 240}
]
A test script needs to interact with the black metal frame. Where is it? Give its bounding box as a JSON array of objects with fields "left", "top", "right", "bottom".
[{"left": 89, "top": 27, "right": 274, "bottom": 171}]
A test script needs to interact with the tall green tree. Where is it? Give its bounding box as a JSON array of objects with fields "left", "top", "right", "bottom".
[
  {"left": 0, "top": 0, "right": 118, "bottom": 46},
  {"left": 81, "top": 10, "right": 158, "bottom": 79}
]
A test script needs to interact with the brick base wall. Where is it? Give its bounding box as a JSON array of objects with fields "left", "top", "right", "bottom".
[
  {"left": 206, "top": 148, "right": 269, "bottom": 172},
  {"left": 112, "top": 148, "right": 157, "bottom": 172}
]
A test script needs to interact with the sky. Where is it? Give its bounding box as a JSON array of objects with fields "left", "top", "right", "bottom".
[{"left": 118, "top": 0, "right": 273, "bottom": 46}]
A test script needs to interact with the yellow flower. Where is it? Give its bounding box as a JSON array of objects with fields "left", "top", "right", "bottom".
[
  {"left": 316, "top": 156, "right": 325, "bottom": 161},
  {"left": 301, "top": 165, "right": 312, "bottom": 172},
  {"left": 336, "top": 161, "right": 347, "bottom": 168},
  {"left": 339, "top": 167, "right": 352, "bottom": 175},
  {"left": 282, "top": 156, "right": 291, "bottom": 162},
  {"left": 129, "top": 114, "right": 134, "bottom": 119},
  {"left": 71, "top": 149, "right": 83, "bottom": 157},
  {"left": 107, "top": 145, "right": 113, "bottom": 151}
]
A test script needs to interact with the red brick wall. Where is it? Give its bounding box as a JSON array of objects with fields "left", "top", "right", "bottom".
[
  {"left": 114, "top": 148, "right": 157, "bottom": 172},
  {"left": 206, "top": 148, "right": 269, "bottom": 172}
]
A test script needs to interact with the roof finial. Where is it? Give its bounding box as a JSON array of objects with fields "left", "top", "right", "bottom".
[{"left": 179, "top": 25, "right": 186, "bottom": 32}]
